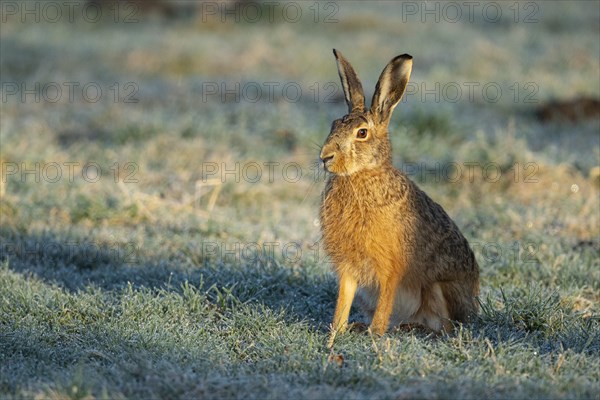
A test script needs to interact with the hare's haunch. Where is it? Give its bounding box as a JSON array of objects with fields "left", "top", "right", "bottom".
[{"left": 320, "top": 50, "right": 479, "bottom": 344}]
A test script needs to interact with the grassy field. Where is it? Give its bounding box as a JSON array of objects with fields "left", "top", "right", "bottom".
[{"left": 1, "top": 1, "right": 599, "bottom": 398}]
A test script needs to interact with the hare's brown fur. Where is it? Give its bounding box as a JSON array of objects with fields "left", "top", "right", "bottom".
[{"left": 320, "top": 50, "right": 479, "bottom": 341}]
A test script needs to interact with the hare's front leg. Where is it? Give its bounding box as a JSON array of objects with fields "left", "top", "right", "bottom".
[
  {"left": 328, "top": 273, "right": 357, "bottom": 347},
  {"left": 370, "top": 273, "right": 401, "bottom": 335}
]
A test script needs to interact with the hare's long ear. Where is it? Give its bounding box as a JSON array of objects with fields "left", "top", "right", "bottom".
[
  {"left": 333, "top": 49, "right": 365, "bottom": 113},
  {"left": 370, "top": 54, "right": 413, "bottom": 126}
]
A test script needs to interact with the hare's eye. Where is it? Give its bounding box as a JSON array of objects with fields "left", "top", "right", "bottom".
[{"left": 356, "top": 129, "right": 368, "bottom": 139}]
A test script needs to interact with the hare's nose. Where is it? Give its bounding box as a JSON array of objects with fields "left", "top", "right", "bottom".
[{"left": 320, "top": 153, "right": 335, "bottom": 164}]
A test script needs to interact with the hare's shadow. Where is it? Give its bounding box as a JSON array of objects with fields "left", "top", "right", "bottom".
[{"left": 1, "top": 229, "right": 338, "bottom": 331}]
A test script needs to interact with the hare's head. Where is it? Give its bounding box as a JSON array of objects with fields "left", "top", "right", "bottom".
[{"left": 320, "top": 50, "right": 413, "bottom": 176}]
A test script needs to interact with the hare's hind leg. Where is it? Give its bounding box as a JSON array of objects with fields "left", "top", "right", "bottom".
[
  {"left": 440, "top": 280, "right": 479, "bottom": 323},
  {"left": 355, "top": 285, "right": 378, "bottom": 323},
  {"left": 413, "top": 283, "right": 452, "bottom": 332}
]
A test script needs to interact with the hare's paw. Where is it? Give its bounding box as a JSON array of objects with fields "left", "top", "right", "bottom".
[{"left": 368, "top": 322, "right": 388, "bottom": 337}]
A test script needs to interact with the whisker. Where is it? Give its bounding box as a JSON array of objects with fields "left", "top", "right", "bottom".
[
  {"left": 308, "top": 139, "right": 322, "bottom": 149},
  {"left": 292, "top": 152, "right": 321, "bottom": 158},
  {"left": 299, "top": 159, "right": 328, "bottom": 207},
  {"left": 300, "top": 176, "right": 318, "bottom": 207}
]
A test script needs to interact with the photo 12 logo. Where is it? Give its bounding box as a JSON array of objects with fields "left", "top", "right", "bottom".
[
  {"left": 199, "top": 1, "right": 339, "bottom": 24},
  {"left": 400, "top": 1, "right": 540, "bottom": 23},
  {"left": 0, "top": 240, "right": 140, "bottom": 265},
  {"left": 400, "top": 161, "right": 539, "bottom": 184},
  {"left": 200, "top": 161, "right": 308, "bottom": 184},
  {"left": 1, "top": 82, "right": 139, "bottom": 104},
  {"left": 199, "top": 241, "right": 319, "bottom": 265},
  {"left": 1, "top": 1, "right": 140, "bottom": 23},
  {"left": 1, "top": 162, "right": 139, "bottom": 184},
  {"left": 402, "top": 81, "right": 539, "bottom": 104}
]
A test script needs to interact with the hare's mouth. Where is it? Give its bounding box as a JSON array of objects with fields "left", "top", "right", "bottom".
[
  {"left": 323, "top": 159, "right": 345, "bottom": 175},
  {"left": 321, "top": 153, "right": 335, "bottom": 173},
  {"left": 321, "top": 152, "right": 356, "bottom": 176},
  {"left": 324, "top": 163, "right": 355, "bottom": 177}
]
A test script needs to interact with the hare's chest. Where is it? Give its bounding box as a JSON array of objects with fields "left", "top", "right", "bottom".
[
  {"left": 324, "top": 199, "right": 392, "bottom": 235},
  {"left": 322, "top": 184, "right": 396, "bottom": 233},
  {"left": 321, "top": 189, "right": 400, "bottom": 278},
  {"left": 322, "top": 189, "right": 373, "bottom": 237}
]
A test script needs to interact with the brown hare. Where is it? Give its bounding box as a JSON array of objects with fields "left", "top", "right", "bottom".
[{"left": 320, "top": 50, "right": 479, "bottom": 345}]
